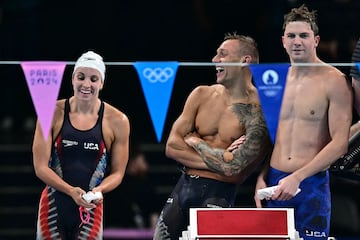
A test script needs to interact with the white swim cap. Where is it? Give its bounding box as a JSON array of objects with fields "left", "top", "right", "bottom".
[{"left": 73, "top": 51, "right": 106, "bottom": 82}]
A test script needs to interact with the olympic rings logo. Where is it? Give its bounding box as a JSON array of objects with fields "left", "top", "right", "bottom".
[{"left": 142, "top": 67, "right": 174, "bottom": 83}]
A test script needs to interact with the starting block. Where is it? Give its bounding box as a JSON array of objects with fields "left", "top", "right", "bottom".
[{"left": 182, "top": 208, "right": 301, "bottom": 240}]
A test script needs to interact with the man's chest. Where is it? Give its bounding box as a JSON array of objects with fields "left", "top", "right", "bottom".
[
  {"left": 281, "top": 82, "right": 328, "bottom": 120},
  {"left": 195, "top": 104, "right": 246, "bottom": 142}
]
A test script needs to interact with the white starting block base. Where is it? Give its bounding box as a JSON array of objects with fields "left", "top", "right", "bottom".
[{"left": 180, "top": 208, "right": 303, "bottom": 240}]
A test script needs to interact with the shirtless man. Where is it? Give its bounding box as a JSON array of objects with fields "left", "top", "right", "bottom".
[
  {"left": 153, "top": 33, "right": 272, "bottom": 240},
  {"left": 254, "top": 5, "right": 352, "bottom": 240},
  {"left": 33, "top": 51, "right": 130, "bottom": 239},
  {"left": 350, "top": 37, "right": 360, "bottom": 137}
]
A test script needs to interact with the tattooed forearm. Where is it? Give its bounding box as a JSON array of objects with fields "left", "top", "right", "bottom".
[{"left": 189, "top": 139, "right": 237, "bottom": 176}]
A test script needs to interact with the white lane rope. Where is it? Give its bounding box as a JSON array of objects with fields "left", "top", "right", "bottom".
[{"left": 0, "top": 61, "right": 357, "bottom": 67}]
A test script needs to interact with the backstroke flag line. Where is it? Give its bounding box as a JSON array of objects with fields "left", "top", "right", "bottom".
[
  {"left": 21, "top": 61, "right": 66, "bottom": 141},
  {"left": 19, "top": 61, "right": 295, "bottom": 143},
  {"left": 134, "top": 62, "right": 179, "bottom": 142},
  {"left": 249, "top": 63, "right": 290, "bottom": 143}
]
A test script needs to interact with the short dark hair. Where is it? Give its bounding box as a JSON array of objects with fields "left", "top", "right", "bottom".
[
  {"left": 282, "top": 4, "right": 319, "bottom": 36},
  {"left": 224, "top": 32, "right": 259, "bottom": 64}
]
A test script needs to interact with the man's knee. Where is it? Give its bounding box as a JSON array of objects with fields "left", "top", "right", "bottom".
[{"left": 153, "top": 197, "right": 185, "bottom": 240}]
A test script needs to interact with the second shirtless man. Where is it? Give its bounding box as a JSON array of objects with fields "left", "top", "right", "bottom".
[{"left": 153, "top": 33, "right": 272, "bottom": 240}]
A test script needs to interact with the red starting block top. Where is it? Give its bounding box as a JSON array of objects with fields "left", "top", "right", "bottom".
[{"left": 189, "top": 208, "right": 296, "bottom": 239}]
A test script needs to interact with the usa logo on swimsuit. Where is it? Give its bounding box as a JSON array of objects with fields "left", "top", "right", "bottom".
[
  {"left": 84, "top": 142, "right": 99, "bottom": 150},
  {"left": 305, "top": 229, "right": 326, "bottom": 238}
]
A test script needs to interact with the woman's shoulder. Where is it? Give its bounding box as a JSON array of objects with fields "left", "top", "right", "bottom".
[
  {"left": 103, "top": 102, "right": 129, "bottom": 123},
  {"left": 53, "top": 99, "right": 66, "bottom": 116},
  {"left": 55, "top": 99, "right": 66, "bottom": 108}
]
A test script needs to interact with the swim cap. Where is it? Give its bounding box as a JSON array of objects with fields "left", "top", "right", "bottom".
[{"left": 73, "top": 51, "right": 106, "bottom": 82}]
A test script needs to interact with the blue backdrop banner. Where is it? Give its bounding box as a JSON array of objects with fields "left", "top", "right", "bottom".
[{"left": 249, "top": 63, "right": 290, "bottom": 143}]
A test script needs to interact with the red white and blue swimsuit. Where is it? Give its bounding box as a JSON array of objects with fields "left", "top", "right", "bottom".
[{"left": 36, "top": 99, "right": 109, "bottom": 240}]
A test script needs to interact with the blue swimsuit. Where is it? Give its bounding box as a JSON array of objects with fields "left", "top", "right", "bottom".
[{"left": 266, "top": 167, "right": 331, "bottom": 240}]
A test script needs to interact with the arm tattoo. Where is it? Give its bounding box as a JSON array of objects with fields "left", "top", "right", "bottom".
[
  {"left": 190, "top": 104, "right": 271, "bottom": 176},
  {"left": 191, "top": 140, "right": 235, "bottom": 176}
]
